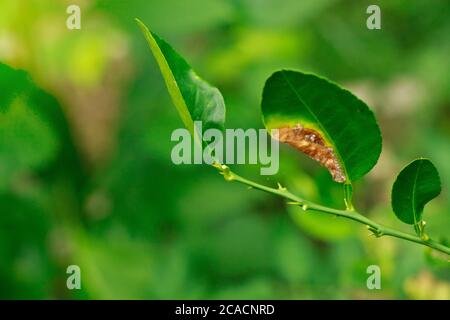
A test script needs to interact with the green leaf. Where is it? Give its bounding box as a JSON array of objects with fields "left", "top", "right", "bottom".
[
  {"left": 0, "top": 63, "right": 60, "bottom": 187},
  {"left": 0, "top": 62, "right": 83, "bottom": 191},
  {"left": 261, "top": 70, "right": 381, "bottom": 184},
  {"left": 391, "top": 158, "right": 441, "bottom": 225},
  {"left": 136, "top": 18, "right": 225, "bottom": 138}
]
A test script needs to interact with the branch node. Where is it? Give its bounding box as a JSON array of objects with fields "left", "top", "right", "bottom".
[
  {"left": 212, "top": 162, "right": 234, "bottom": 181},
  {"left": 367, "top": 225, "right": 383, "bottom": 238}
]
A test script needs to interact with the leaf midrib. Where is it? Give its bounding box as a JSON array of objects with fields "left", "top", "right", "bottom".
[
  {"left": 411, "top": 160, "right": 423, "bottom": 225},
  {"left": 136, "top": 19, "right": 195, "bottom": 136},
  {"left": 280, "top": 70, "right": 349, "bottom": 182}
]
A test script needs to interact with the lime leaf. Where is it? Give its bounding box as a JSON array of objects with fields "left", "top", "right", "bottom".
[
  {"left": 391, "top": 158, "right": 441, "bottom": 225},
  {"left": 261, "top": 70, "right": 381, "bottom": 184},
  {"left": 136, "top": 18, "right": 225, "bottom": 137}
]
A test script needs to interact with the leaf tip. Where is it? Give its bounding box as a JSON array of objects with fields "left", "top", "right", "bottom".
[{"left": 134, "top": 17, "right": 144, "bottom": 28}]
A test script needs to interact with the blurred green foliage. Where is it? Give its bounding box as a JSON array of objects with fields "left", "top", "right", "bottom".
[{"left": 0, "top": 0, "right": 449, "bottom": 299}]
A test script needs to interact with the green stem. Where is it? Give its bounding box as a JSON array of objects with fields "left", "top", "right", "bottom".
[
  {"left": 215, "top": 164, "right": 450, "bottom": 256},
  {"left": 344, "top": 183, "right": 354, "bottom": 211}
]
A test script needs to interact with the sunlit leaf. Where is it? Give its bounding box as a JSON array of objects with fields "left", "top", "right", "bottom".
[
  {"left": 136, "top": 19, "right": 225, "bottom": 137},
  {"left": 261, "top": 70, "right": 381, "bottom": 184},
  {"left": 391, "top": 158, "right": 441, "bottom": 225}
]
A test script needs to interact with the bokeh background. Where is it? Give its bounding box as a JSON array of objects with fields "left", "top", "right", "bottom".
[{"left": 0, "top": 0, "right": 449, "bottom": 299}]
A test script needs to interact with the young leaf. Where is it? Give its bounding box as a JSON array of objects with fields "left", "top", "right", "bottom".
[
  {"left": 136, "top": 18, "right": 225, "bottom": 137},
  {"left": 391, "top": 158, "right": 441, "bottom": 225},
  {"left": 261, "top": 70, "right": 381, "bottom": 183}
]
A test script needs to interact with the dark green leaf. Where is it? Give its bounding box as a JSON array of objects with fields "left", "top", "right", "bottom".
[
  {"left": 0, "top": 62, "right": 84, "bottom": 191},
  {"left": 0, "top": 63, "right": 60, "bottom": 186},
  {"left": 261, "top": 70, "right": 381, "bottom": 184},
  {"left": 391, "top": 158, "right": 441, "bottom": 225}
]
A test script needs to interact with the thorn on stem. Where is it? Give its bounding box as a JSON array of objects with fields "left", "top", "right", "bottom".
[
  {"left": 367, "top": 225, "right": 383, "bottom": 238},
  {"left": 277, "top": 182, "right": 286, "bottom": 191}
]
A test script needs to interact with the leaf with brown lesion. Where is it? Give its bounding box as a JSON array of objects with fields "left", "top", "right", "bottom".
[
  {"left": 261, "top": 70, "right": 382, "bottom": 184},
  {"left": 273, "top": 123, "right": 346, "bottom": 183}
]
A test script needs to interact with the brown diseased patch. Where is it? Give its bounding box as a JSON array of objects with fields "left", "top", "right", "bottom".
[{"left": 273, "top": 123, "right": 346, "bottom": 183}]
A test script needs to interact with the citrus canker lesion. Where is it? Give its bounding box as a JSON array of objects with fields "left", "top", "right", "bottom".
[{"left": 273, "top": 123, "right": 345, "bottom": 183}]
